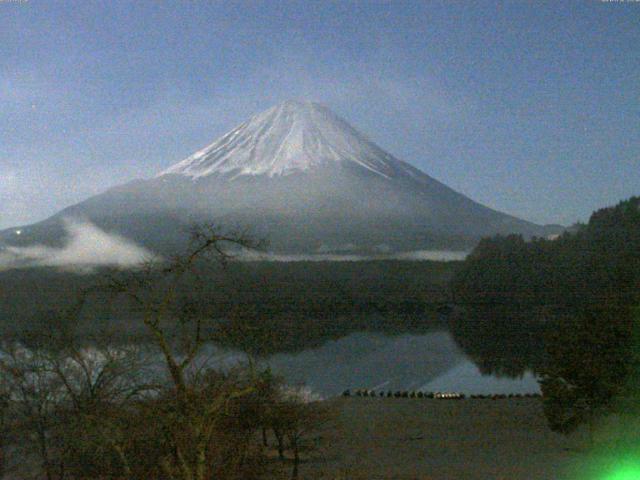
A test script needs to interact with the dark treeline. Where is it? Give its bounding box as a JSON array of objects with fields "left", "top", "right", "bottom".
[
  {"left": 450, "top": 196, "right": 640, "bottom": 433},
  {"left": 0, "top": 259, "right": 457, "bottom": 355},
  {"left": 452, "top": 196, "right": 640, "bottom": 309}
]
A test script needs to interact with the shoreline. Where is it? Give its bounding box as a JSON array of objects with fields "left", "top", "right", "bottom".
[{"left": 281, "top": 397, "right": 584, "bottom": 479}]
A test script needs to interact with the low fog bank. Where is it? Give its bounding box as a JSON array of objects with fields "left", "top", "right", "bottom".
[
  {"left": 0, "top": 220, "right": 153, "bottom": 271},
  {"left": 0, "top": 218, "right": 467, "bottom": 272},
  {"left": 236, "top": 249, "right": 469, "bottom": 262}
]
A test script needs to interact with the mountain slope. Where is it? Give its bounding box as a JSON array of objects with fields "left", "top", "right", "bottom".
[{"left": 0, "top": 100, "right": 559, "bottom": 255}]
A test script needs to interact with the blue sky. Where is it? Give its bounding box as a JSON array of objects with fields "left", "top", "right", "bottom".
[{"left": 1, "top": 0, "right": 638, "bottom": 229}]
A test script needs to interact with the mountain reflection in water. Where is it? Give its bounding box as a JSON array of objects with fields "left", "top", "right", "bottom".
[{"left": 203, "top": 330, "right": 540, "bottom": 398}]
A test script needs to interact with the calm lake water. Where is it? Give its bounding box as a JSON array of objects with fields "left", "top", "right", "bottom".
[{"left": 205, "top": 330, "right": 540, "bottom": 398}]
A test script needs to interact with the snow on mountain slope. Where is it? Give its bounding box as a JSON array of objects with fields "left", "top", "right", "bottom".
[
  {"left": 0, "top": 100, "right": 562, "bottom": 256},
  {"left": 160, "top": 100, "right": 402, "bottom": 179}
]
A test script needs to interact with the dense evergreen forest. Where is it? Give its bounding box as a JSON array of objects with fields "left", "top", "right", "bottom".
[
  {"left": 452, "top": 196, "right": 640, "bottom": 309},
  {"left": 450, "top": 196, "right": 640, "bottom": 432}
]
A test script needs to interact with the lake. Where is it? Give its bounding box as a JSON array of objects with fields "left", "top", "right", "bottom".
[{"left": 203, "top": 330, "right": 540, "bottom": 398}]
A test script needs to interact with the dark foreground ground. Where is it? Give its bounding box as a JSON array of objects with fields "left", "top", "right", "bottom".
[{"left": 271, "top": 397, "right": 588, "bottom": 480}]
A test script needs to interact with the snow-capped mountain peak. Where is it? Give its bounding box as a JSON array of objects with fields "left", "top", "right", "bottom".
[
  {"left": 159, "top": 100, "right": 399, "bottom": 179},
  {"left": 2, "top": 100, "right": 557, "bottom": 256}
]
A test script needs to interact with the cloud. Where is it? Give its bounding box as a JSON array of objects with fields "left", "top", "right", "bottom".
[{"left": 0, "top": 220, "right": 153, "bottom": 272}]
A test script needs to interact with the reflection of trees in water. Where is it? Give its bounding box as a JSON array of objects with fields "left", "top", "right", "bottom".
[
  {"left": 539, "top": 306, "right": 637, "bottom": 434},
  {"left": 448, "top": 303, "right": 638, "bottom": 387},
  {"left": 0, "top": 259, "right": 456, "bottom": 355},
  {"left": 447, "top": 306, "right": 550, "bottom": 378},
  {"left": 213, "top": 311, "right": 445, "bottom": 357}
]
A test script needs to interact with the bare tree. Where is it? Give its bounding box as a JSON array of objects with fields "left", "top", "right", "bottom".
[
  {"left": 92, "top": 225, "right": 268, "bottom": 480},
  {"left": 0, "top": 383, "right": 9, "bottom": 479},
  {"left": 267, "top": 387, "right": 331, "bottom": 480},
  {"left": 52, "top": 341, "right": 156, "bottom": 479},
  {"left": 0, "top": 343, "right": 67, "bottom": 480},
  {"left": 0, "top": 225, "right": 331, "bottom": 480}
]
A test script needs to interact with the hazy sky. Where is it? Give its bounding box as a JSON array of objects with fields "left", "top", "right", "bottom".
[{"left": 1, "top": 1, "right": 638, "bottom": 229}]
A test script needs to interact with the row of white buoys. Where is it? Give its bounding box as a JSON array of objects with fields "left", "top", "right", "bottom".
[
  {"left": 433, "top": 392, "right": 463, "bottom": 399},
  {"left": 342, "top": 389, "right": 542, "bottom": 399},
  {"left": 342, "top": 389, "right": 466, "bottom": 399}
]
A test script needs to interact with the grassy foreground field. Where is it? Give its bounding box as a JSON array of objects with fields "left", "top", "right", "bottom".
[{"left": 273, "top": 397, "right": 587, "bottom": 480}]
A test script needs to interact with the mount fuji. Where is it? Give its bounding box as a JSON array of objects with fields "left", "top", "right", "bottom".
[{"left": 1, "top": 100, "right": 560, "bottom": 256}]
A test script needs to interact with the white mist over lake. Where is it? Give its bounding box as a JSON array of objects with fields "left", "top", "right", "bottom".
[
  {"left": 236, "top": 250, "right": 469, "bottom": 262},
  {"left": 0, "top": 220, "right": 152, "bottom": 271}
]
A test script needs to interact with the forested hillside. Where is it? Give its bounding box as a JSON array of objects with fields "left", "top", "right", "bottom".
[
  {"left": 450, "top": 197, "right": 640, "bottom": 432},
  {"left": 452, "top": 196, "right": 640, "bottom": 309}
]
